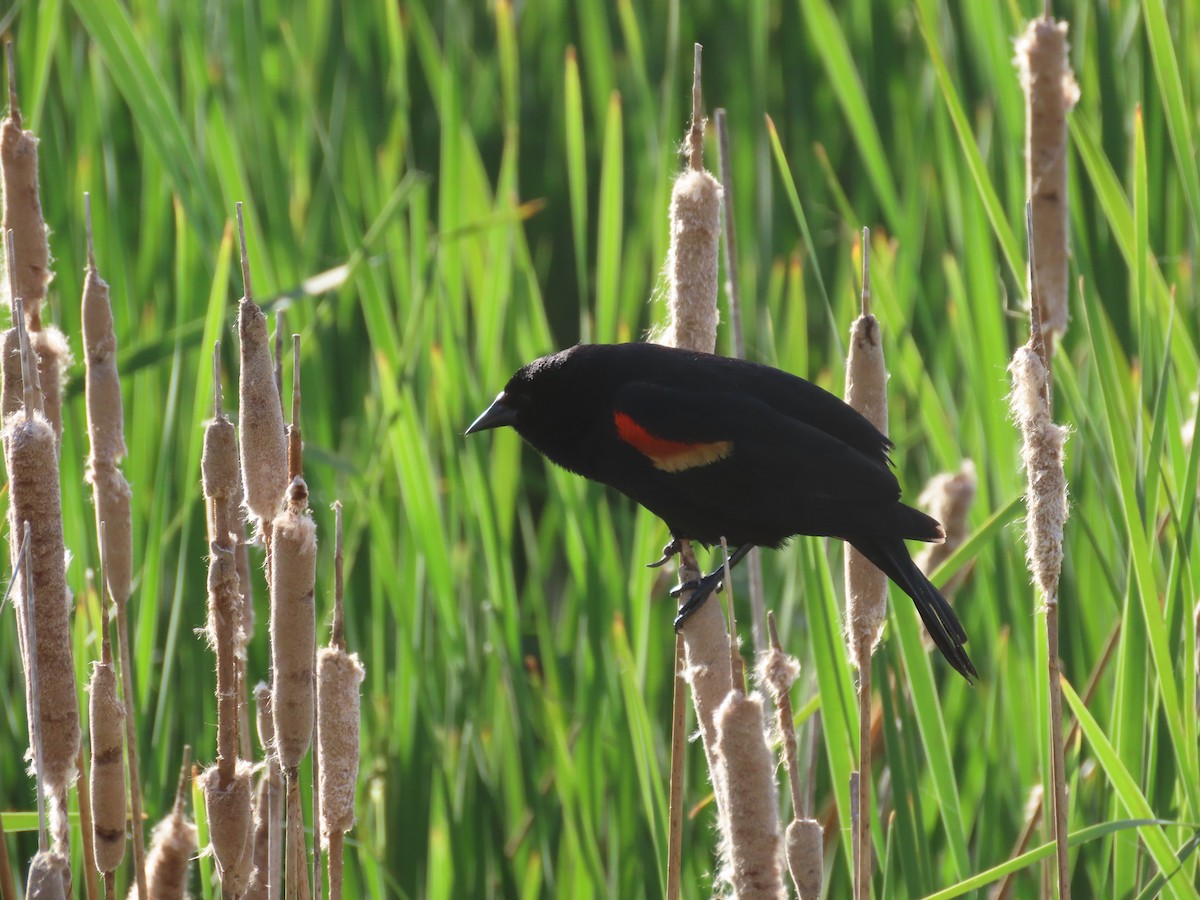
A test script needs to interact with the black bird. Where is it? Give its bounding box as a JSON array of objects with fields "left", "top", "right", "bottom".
[{"left": 467, "top": 342, "right": 976, "bottom": 681}]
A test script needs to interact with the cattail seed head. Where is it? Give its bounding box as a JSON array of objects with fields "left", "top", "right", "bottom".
[
  {"left": 916, "top": 460, "right": 977, "bottom": 576},
  {"left": 1, "top": 326, "right": 22, "bottom": 417},
  {"left": 270, "top": 481, "right": 317, "bottom": 769},
  {"left": 845, "top": 309, "right": 889, "bottom": 659},
  {"left": 238, "top": 297, "right": 287, "bottom": 523},
  {"left": 1009, "top": 346, "right": 1069, "bottom": 602},
  {"left": 138, "top": 809, "right": 198, "bottom": 900},
  {"left": 88, "top": 656, "right": 127, "bottom": 873},
  {"left": 199, "top": 758, "right": 255, "bottom": 891},
  {"left": 1, "top": 110, "right": 51, "bottom": 323},
  {"left": 318, "top": 647, "right": 365, "bottom": 835},
  {"left": 1016, "top": 17, "right": 1079, "bottom": 342},
  {"left": 5, "top": 411, "right": 80, "bottom": 792},
  {"left": 713, "top": 691, "right": 786, "bottom": 899},
  {"left": 25, "top": 850, "right": 69, "bottom": 900},
  {"left": 785, "top": 818, "right": 823, "bottom": 900},
  {"left": 662, "top": 169, "right": 722, "bottom": 353}
]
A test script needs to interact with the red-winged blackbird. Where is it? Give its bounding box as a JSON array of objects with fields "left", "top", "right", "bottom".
[{"left": 467, "top": 342, "right": 976, "bottom": 681}]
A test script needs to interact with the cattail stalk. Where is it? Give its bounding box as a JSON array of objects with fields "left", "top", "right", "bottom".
[
  {"left": 1016, "top": 11, "right": 1079, "bottom": 345},
  {"left": 1010, "top": 202, "right": 1071, "bottom": 900},
  {"left": 316, "top": 503, "right": 363, "bottom": 900},
  {"left": 844, "top": 229, "right": 885, "bottom": 900},
  {"left": 759, "top": 613, "right": 822, "bottom": 899},
  {"left": 714, "top": 107, "right": 767, "bottom": 657},
  {"left": 245, "top": 684, "right": 283, "bottom": 900},
  {"left": 660, "top": 43, "right": 733, "bottom": 900}
]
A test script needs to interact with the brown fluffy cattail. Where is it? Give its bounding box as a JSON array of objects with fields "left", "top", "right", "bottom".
[
  {"left": 318, "top": 502, "right": 363, "bottom": 900},
  {"left": 136, "top": 750, "right": 198, "bottom": 900},
  {"left": 662, "top": 168, "right": 722, "bottom": 352},
  {"left": 270, "top": 478, "right": 317, "bottom": 770},
  {"left": 83, "top": 196, "right": 133, "bottom": 602},
  {"left": 25, "top": 851, "right": 68, "bottom": 900},
  {"left": 236, "top": 205, "right": 287, "bottom": 525},
  {"left": 5, "top": 388, "right": 80, "bottom": 804},
  {"left": 916, "top": 461, "right": 978, "bottom": 579},
  {"left": 1, "top": 52, "right": 51, "bottom": 325},
  {"left": 88, "top": 565, "right": 127, "bottom": 875},
  {"left": 199, "top": 758, "right": 255, "bottom": 893},
  {"left": 713, "top": 690, "right": 786, "bottom": 898},
  {"left": 1009, "top": 348, "right": 1068, "bottom": 598},
  {"left": 785, "top": 819, "right": 823, "bottom": 900},
  {"left": 845, "top": 233, "right": 888, "bottom": 659},
  {"left": 1016, "top": 16, "right": 1079, "bottom": 342}
]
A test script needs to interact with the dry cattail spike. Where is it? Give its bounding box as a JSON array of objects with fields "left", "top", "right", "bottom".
[
  {"left": 785, "top": 818, "right": 823, "bottom": 900},
  {"left": 270, "top": 478, "right": 317, "bottom": 771},
  {"left": 845, "top": 229, "right": 888, "bottom": 660},
  {"left": 82, "top": 196, "right": 133, "bottom": 605},
  {"left": 137, "top": 748, "right": 198, "bottom": 899},
  {"left": 236, "top": 203, "right": 288, "bottom": 525},
  {"left": 199, "top": 758, "right": 255, "bottom": 894},
  {"left": 318, "top": 503, "right": 365, "bottom": 871},
  {"left": 317, "top": 646, "right": 363, "bottom": 894},
  {"left": 2, "top": 228, "right": 38, "bottom": 423},
  {"left": 206, "top": 540, "right": 244, "bottom": 783},
  {"left": 89, "top": 531, "right": 128, "bottom": 875},
  {"left": 758, "top": 614, "right": 803, "bottom": 819},
  {"left": 5, "top": 339, "right": 81, "bottom": 803},
  {"left": 1, "top": 45, "right": 51, "bottom": 328},
  {"left": 916, "top": 460, "right": 978, "bottom": 582},
  {"left": 713, "top": 690, "right": 786, "bottom": 898},
  {"left": 660, "top": 43, "right": 722, "bottom": 354},
  {"left": 1016, "top": 14, "right": 1079, "bottom": 344},
  {"left": 204, "top": 342, "right": 240, "bottom": 547},
  {"left": 24, "top": 851, "right": 69, "bottom": 900}
]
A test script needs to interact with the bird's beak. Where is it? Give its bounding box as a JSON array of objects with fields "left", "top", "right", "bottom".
[{"left": 466, "top": 392, "right": 518, "bottom": 434}]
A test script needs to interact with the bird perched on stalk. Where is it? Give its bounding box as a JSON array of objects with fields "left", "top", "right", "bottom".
[{"left": 468, "top": 342, "right": 976, "bottom": 681}]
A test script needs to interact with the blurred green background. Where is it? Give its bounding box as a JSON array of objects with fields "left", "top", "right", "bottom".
[{"left": 1, "top": 0, "right": 1198, "bottom": 896}]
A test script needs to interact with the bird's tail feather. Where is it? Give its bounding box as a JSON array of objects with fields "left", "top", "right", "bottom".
[{"left": 849, "top": 534, "right": 976, "bottom": 682}]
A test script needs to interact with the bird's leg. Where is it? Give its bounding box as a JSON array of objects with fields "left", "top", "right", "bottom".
[
  {"left": 646, "top": 537, "right": 682, "bottom": 569},
  {"left": 673, "top": 544, "right": 754, "bottom": 631}
]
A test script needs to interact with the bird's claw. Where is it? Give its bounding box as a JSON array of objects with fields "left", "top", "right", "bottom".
[
  {"left": 673, "top": 572, "right": 725, "bottom": 631},
  {"left": 646, "top": 538, "right": 682, "bottom": 569},
  {"left": 668, "top": 578, "right": 702, "bottom": 599}
]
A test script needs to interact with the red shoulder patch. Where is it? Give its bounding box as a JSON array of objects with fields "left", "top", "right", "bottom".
[{"left": 613, "top": 411, "right": 732, "bottom": 473}]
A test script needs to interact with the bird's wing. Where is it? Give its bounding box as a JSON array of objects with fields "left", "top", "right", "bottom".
[{"left": 611, "top": 381, "right": 900, "bottom": 503}]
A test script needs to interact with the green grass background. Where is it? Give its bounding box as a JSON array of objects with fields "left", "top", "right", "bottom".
[{"left": 1, "top": 0, "right": 1198, "bottom": 896}]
